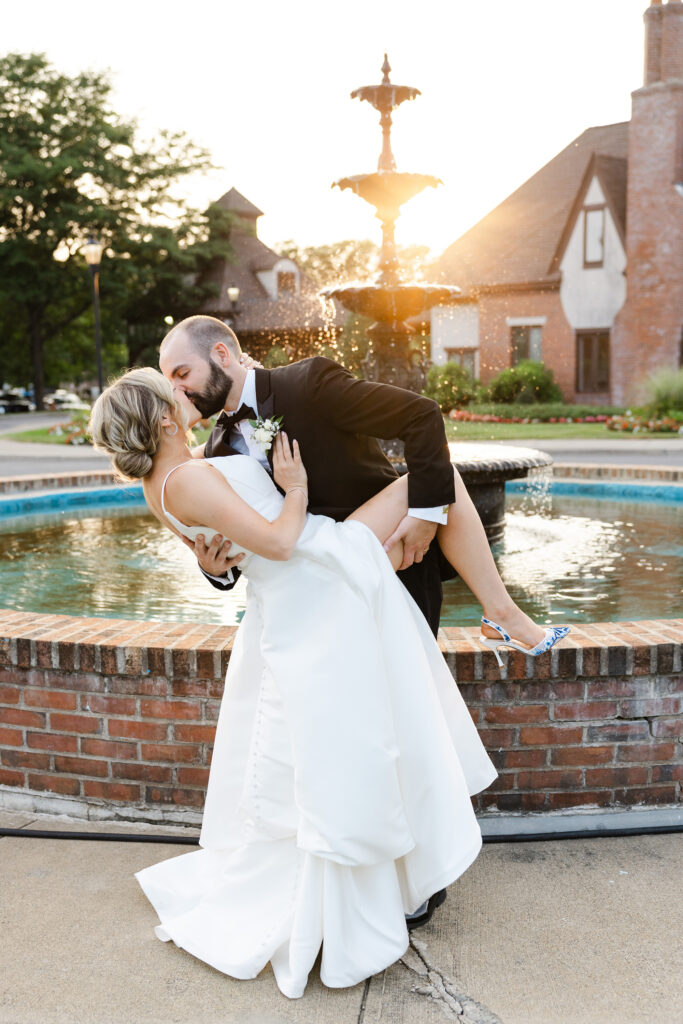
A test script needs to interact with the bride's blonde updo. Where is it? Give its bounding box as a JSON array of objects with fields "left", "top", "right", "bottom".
[{"left": 88, "top": 367, "right": 187, "bottom": 481}]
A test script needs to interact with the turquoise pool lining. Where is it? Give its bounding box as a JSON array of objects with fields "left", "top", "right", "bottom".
[
  {"left": 0, "top": 486, "right": 145, "bottom": 517},
  {"left": 505, "top": 479, "right": 683, "bottom": 504},
  {"left": 0, "top": 479, "right": 681, "bottom": 519}
]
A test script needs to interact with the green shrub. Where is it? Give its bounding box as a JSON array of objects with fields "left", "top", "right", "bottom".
[
  {"left": 486, "top": 360, "right": 563, "bottom": 404},
  {"left": 423, "top": 361, "right": 478, "bottom": 412},
  {"left": 642, "top": 367, "right": 683, "bottom": 416},
  {"left": 263, "top": 346, "right": 291, "bottom": 368},
  {"left": 466, "top": 402, "right": 624, "bottom": 420}
]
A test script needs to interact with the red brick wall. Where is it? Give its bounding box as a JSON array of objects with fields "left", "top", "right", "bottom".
[
  {"left": 1, "top": 611, "right": 680, "bottom": 820},
  {"left": 611, "top": 2, "right": 683, "bottom": 406},
  {"left": 476, "top": 290, "right": 576, "bottom": 401}
]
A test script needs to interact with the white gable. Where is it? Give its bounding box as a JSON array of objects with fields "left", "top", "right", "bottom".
[
  {"left": 584, "top": 178, "right": 607, "bottom": 206},
  {"left": 256, "top": 258, "right": 300, "bottom": 301},
  {"left": 559, "top": 175, "right": 626, "bottom": 330}
]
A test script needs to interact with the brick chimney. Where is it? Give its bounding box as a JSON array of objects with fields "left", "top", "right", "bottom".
[{"left": 611, "top": 0, "right": 683, "bottom": 405}]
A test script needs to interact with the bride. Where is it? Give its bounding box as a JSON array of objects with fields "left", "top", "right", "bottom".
[{"left": 88, "top": 366, "right": 568, "bottom": 999}]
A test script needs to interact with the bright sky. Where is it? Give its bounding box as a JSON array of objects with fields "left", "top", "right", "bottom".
[{"left": 6, "top": 0, "right": 647, "bottom": 256}]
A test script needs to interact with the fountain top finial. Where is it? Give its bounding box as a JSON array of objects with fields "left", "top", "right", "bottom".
[{"left": 350, "top": 58, "right": 420, "bottom": 114}]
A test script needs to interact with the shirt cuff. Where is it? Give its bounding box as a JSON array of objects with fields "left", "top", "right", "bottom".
[
  {"left": 408, "top": 505, "right": 450, "bottom": 526},
  {"left": 203, "top": 568, "right": 235, "bottom": 586}
]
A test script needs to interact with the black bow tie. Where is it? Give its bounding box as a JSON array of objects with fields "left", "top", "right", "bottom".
[{"left": 219, "top": 404, "right": 257, "bottom": 434}]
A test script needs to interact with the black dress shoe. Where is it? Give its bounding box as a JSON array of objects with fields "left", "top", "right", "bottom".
[{"left": 405, "top": 888, "right": 447, "bottom": 931}]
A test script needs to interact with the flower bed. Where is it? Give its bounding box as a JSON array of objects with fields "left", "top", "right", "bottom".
[
  {"left": 48, "top": 413, "right": 89, "bottom": 445},
  {"left": 449, "top": 409, "right": 611, "bottom": 425},
  {"left": 606, "top": 413, "right": 683, "bottom": 435},
  {"left": 448, "top": 407, "right": 683, "bottom": 434}
]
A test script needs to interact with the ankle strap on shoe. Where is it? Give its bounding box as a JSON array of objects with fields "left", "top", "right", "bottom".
[{"left": 481, "top": 617, "right": 511, "bottom": 642}]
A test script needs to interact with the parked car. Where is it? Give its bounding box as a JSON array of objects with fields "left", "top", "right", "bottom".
[
  {"left": 44, "top": 389, "right": 91, "bottom": 412},
  {"left": 0, "top": 389, "right": 36, "bottom": 413}
]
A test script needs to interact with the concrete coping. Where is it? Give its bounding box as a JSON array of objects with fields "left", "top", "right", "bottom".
[
  {"left": 1, "top": 463, "right": 682, "bottom": 495},
  {"left": 0, "top": 608, "right": 681, "bottom": 684}
]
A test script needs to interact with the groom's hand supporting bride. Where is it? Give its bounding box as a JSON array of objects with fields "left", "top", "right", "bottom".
[
  {"left": 181, "top": 533, "right": 245, "bottom": 578},
  {"left": 383, "top": 516, "right": 438, "bottom": 570}
]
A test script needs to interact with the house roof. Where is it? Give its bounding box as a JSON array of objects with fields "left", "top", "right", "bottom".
[
  {"left": 200, "top": 192, "right": 345, "bottom": 334},
  {"left": 224, "top": 294, "right": 344, "bottom": 335},
  {"left": 214, "top": 187, "right": 264, "bottom": 220},
  {"left": 549, "top": 151, "right": 627, "bottom": 273},
  {"left": 434, "top": 122, "right": 630, "bottom": 295}
]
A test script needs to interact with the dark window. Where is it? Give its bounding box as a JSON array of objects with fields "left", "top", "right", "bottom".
[
  {"left": 510, "top": 325, "right": 542, "bottom": 366},
  {"left": 576, "top": 330, "right": 610, "bottom": 392},
  {"left": 583, "top": 206, "right": 605, "bottom": 267},
  {"left": 445, "top": 348, "right": 476, "bottom": 376},
  {"left": 277, "top": 271, "right": 296, "bottom": 295}
]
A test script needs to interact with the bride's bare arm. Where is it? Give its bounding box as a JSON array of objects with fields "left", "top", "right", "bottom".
[{"left": 165, "top": 435, "right": 308, "bottom": 561}]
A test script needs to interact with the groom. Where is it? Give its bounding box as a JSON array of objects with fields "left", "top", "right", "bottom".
[
  {"left": 160, "top": 314, "right": 458, "bottom": 635},
  {"left": 160, "top": 314, "right": 455, "bottom": 927}
]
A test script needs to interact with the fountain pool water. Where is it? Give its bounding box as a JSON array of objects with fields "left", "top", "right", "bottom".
[{"left": 1, "top": 488, "right": 680, "bottom": 628}]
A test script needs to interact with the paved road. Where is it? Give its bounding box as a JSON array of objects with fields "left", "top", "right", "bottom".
[{"left": 0, "top": 410, "right": 71, "bottom": 435}]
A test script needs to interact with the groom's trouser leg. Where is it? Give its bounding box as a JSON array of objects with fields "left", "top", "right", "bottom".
[{"left": 396, "top": 543, "right": 455, "bottom": 638}]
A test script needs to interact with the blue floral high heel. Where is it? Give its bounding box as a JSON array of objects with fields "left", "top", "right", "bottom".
[{"left": 479, "top": 616, "right": 570, "bottom": 671}]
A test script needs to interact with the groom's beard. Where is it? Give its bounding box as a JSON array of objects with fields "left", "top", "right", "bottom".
[{"left": 185, "top": 360, "right": 234, "bottom": 419}]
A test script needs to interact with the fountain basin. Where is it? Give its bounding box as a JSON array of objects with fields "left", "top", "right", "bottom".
[
  {"left": 2, "top": 468, "right": 682, "bottom": 626},
  {"left": 446, "top": 443, "right": 554, "bottom": 542},
  {"left": 333, "top": 171, "right": 441, "bottom": 214},
  {"left": 1, "top": 468, "right": 680, "bottom": 823},
  {"left": 321, "top": 282, "right": 461, "bottom": 324}
]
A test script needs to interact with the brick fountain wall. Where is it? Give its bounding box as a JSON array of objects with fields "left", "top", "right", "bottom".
[{"left": 0, "top": 610, "right": 680, "bottom": 823}]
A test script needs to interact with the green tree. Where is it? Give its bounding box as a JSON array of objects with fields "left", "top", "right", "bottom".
[
  {"left": 276, "top": 239, "right": 434, "bottom": 290},
  {"left": 277, "top": 239, "right": 379, "bottom": 290},
  {"left": 0, "top": 52, "right": 222, "bottom": 405}
]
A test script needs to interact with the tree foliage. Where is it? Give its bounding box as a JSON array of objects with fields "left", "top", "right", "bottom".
[
  {"left": 277, "top": 238, "right": 434, "bottom": 290},
  {"left": 0, "top": 53, "right": 227, "bottom": 404}
]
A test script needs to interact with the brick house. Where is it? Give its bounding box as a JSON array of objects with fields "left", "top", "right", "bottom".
[
  {"left": 197, "top": 187, "right": 343, "bottom": 359},
  {"left": 431, "top": 0, "right": 683, "bottom": 406}
]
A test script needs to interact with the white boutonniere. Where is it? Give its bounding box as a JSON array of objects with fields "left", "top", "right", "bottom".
[{"left": 248, "top": 414, "right": 283, "bottom": 453}]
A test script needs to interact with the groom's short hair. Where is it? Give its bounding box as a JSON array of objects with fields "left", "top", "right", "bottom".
[{"left": 161, "top": 315, "right": 242, "bottom": 362}]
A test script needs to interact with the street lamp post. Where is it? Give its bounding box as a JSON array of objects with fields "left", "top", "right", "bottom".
[
  {"left": 83, "top": 237, "right": 105, "bottom": 395},
  {"left": 225, "top": 285, "right": 241, "bottom": 329}
]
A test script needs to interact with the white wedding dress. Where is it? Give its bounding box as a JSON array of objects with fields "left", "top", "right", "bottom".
[{"left": 134, "top": 455, "right": 498, "bottom": 999}]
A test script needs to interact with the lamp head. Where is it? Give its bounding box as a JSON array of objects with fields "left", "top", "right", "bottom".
[{"left": 83, "top": 237, "right": 104, "bottom": 267}]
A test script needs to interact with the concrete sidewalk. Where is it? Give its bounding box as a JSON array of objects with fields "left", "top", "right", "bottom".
[
  {"left": 458, "top": 437, "right": 683, "bottom": 467},
  {"left": 1, "top": 435, "right": 682, "bottom": 479},
  {"left": 1, "top": 808, "right": 680, "bottom": 1024},
  {"left": 0, "top": 437, "right": 110, "bottom": 476}
]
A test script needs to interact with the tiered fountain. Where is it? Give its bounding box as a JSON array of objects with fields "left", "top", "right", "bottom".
[
  {"left": 324, "top": 56, "right": 552, "bottom": 541},
  {"left": 323, "top": 54, "right": 460, "bottom": 392}
]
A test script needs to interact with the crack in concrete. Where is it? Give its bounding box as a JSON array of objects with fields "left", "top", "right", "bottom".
[
  {"left": 357, "top": 975, "right": 372, "bottom": 1024},
  {"left": 400, "top": 936, "right": 506, "bottom": 1024}
]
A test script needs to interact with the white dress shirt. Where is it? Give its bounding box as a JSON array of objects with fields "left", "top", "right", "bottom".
[
  {"left": 228, "top": 369, "right": 271, "bottom": 472},
  {"left": 205, "top": 367, "right": 448, "bottom": 584}
]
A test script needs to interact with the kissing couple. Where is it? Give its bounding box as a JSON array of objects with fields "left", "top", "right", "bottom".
[{"left": 89, "top": 314, "right": 568, "bottom": 999}]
